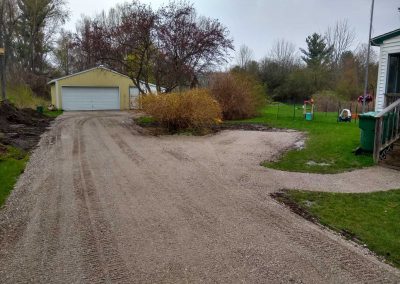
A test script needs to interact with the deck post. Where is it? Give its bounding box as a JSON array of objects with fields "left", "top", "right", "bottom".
[{"left": 373, "top": 117, "right": 383, "bottom": 162}]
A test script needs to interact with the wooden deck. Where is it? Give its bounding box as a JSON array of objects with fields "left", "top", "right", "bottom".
[{"left": 379, "top": 141, "right": 400, "bottom": 170}]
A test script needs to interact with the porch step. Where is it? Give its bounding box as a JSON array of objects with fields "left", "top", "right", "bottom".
[{"left": 379, "top": 141, "right": 400, "bottom": 170}]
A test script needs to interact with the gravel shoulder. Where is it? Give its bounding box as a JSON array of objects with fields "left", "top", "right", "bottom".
[{"left": 0, "top": 111, "right": 399, "bottom": 283}]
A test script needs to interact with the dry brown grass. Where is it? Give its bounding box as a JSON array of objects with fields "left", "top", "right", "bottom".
[{"left": 141, "top": 89, "right": 221, "bottom": 132}]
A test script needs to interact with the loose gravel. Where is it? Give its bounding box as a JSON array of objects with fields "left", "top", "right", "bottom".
[{"left": 0, "top": 111, "right": 399, "bottom": 283}]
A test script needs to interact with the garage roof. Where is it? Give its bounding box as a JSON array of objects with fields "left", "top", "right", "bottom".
[
  {"left": 48, "top": 65, "right": 164, "bottom": 92},
  {"left": 48, "top": 65, "right": 132, "bottom": 85}
]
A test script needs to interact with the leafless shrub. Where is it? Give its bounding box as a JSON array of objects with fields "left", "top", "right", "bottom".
[{"left": 210, "top": 72, "right": 266, "bottom": 120}]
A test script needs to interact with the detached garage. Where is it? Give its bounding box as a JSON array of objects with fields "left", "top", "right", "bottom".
[{"left": 49, "top": 66, "right": 156, "bottom": 111}]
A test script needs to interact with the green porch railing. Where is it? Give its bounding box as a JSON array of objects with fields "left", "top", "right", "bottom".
[{"left": 373, "top": 98, "right": 400, "bottom": 162}]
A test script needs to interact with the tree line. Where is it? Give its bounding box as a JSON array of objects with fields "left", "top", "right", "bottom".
[
  {"left": 0, "top": 1, "right": 378, "bottom": 105},
  {"left": 0, "top": 0, "right": 233, "bottom": 100},
  {"left": 54, "top": 1, "right": 234, "bottom": 94},
  {"left": 234, "top": 20, "right": 378, "bottom": 104},
  {"left": 0, "top": 0, "right": 69, "bottom": 100}
]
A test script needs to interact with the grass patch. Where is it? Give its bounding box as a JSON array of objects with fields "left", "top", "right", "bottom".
[
  {"left": 275, "top": 189, "right": 400, "bottom": 269},
  {"left": 0, "top": 146, "right": 28, "bottom": 207},
  {"left": 135, "top": 116, "right": 156, "bottom": 125},
  {"left": 43, "top": 109, "right": 63, "bottom": 118},
  {"left": 235, "top": 104, "right": 373, "bottom": 173},
  {"left": 7, "top": 85, "right": 49, "bottom": 109}
]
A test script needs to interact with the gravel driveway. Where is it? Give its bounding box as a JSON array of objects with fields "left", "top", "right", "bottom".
[{"left": 0, "top": 111, "right": 399, "bottom": 283}]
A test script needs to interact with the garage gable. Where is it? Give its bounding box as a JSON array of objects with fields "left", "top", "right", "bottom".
[{"left": 55, "top": 67, "right": 132, "bottom": 87}]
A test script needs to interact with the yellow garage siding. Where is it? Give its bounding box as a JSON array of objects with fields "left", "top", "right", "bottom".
[
  {"left": 50, "top": 67, "right": 134, "bottom": 110},
  {"left": 50, "top": 85, "right": 56, "bottom": 106}
]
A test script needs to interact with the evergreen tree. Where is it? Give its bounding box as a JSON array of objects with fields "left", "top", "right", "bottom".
[
  {"left": 300, "top": 33, "right": 333, "bottom": 68},
  {"left": 299, "top": 33, "right": 333, "bottom": 93}
]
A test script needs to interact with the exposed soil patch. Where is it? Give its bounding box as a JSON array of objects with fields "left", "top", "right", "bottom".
[
  {"left": 134, "top": 118, "right": 289, "bottom": 136},
  {"left": 211, "top": 123, "right": 274, "bottom": 132},
  {"left": 271, "top": 190, "right": 363, "bottom": 244},
  {"left": 0, "top": 144, "right": 6, "bottom": 155},
  {"left": 0, "top": 101, "right": 53, "bottom": 151},
  {"left": 271, "top": 190, "right": 318, "bottom": 223}
]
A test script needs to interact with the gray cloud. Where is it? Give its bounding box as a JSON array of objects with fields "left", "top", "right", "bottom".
[{"left": 64, "top": 0, "right": 400, "bottom": 62}]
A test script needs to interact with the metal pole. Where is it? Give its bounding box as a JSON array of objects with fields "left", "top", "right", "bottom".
[
  {"left": 293, "top": 102, "right": 295, "bottom": 120},
  {"left": 0, "top": 48, "right": 5, "bottom": 101},
  {"left": 362, "top": 0, "right": 375, "bottom": 113}
]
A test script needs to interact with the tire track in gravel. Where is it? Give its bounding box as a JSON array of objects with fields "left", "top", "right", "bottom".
[
  {"left": 99, "top": 118, "right": 222, "bottom": 234},
  {"left": 37, "top": 125, "right": 63, "bottom": 261},
  {"left": 94, "top": 117, "right": 211, "bottom": 282},
  {"left": 151, "top": 135, "right": 400, "bottom": 282},
  {"left": 246, "top": 198, "right": 400, "bottom": 283},
  {"left": 281, "top": 219, "right": 397, "bottom": 283},
  {"left": 24, "top": 126, "right": 64, "bottom": 282},
  {"left": 109, "top": 132, "right": 145, "bottom": 165},
  {"left": 180, "top": 168, "right": 394, "bottom": 282},
  {"left": 97, "top": 117, "right": 221, "bottom": 235},
  {"left": 97, "top": 117, "right": 355, "bottom": 281},
  {"left": 100, "top": 117, "right": 400, "bottom": 282},
  {"left": 0, "top": 123, "right": 61, "bottom": 252},
  {"left": 0, "top": 121, "right": 68, "bottom": 283},
  {"left": 94, "top": 117, "right": 226, "bottom": 282},
  {"left": 3, "top": 112, "right": 398, "bottom": 283},
  {"left": 72, "top": 117, "right": 132, "bottom": 283}
]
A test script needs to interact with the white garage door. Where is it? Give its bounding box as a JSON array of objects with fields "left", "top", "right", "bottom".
[{"left": 62, "top": 87, "right": 120, "bottom": 111}]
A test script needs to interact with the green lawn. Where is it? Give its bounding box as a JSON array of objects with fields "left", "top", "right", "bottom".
[
  {"left": 235, "top": 104, "right": 373, "bottom": 173},
  {"left": 276, "top": 189, "right": 400, "bottom": 269},
  {"left": 43, "top": 109, "right": 63, "bottom": 118},
  {"left": 0, "top": 146, "right": 28, "bottom": 207},
  {"left": 135, "top": 116, "right": 156, "bottom": 125}
]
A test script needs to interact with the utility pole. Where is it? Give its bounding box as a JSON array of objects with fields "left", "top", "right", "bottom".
[
  {"left": 0, "top": 47, "right": 5, "bottom": 101},
  {"left": 0, "top": 0, "right": 5, "bottom": 102},
  {"left": 362, "top": 0, "right": 375, "bottom": 113}
]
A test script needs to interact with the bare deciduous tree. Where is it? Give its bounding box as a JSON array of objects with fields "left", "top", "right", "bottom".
[
  {"left": 86, "top": 1, "right": 157, "bottom": 94},
  {"left": 236, "top": 44, "right": 254, "bottom": 69},
  {"left": 16, "top": 0, "right": 69, "bottom": 74},
  {"left": 156, "top": 1, "right": 233, "bottom": 92},
  {"left": 0, "top": 0, "right": 18, "bottom": 100},
  {"left": 53, "top": 29, "right": 74, "bottom": 75},
  {"left": 325, "top": 19, "right": 356, "bottom": 66},
  {"left": 72, "top": 1, "right": 233, "bottom": 93},
  {"left": 269, "top": 39, "right": 298, "bottom": 69},
  {"left": 355, "top": 43, "right": 378, "bottom": 66}
]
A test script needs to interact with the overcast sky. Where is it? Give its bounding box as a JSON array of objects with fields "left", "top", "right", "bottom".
[{"left": 64, "top": 0, "right": 400, "bottom": 64}]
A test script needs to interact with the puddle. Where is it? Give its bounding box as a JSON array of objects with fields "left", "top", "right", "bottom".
[
  {"left": 306, "top": 160, "right": 331, "bottom": 166},
  {"left": 294, "top": 139, "right": 305, "bottom": 150}
]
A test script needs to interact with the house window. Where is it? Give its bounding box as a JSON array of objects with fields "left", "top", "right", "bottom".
[{"left": 387, "top": 53, "right": 400, "bottom": 94}]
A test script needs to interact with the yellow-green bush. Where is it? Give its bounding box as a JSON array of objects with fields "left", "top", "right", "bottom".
[
  {"left": 141, "top": 89, "right": 221, "bottom": 131},
  {"left": 6, "top": 85, "right": 49, "bottom": 109}
]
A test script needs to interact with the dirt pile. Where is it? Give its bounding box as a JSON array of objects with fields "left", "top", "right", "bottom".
[{"left": 0, "top": 101, "right": 53, "bottom": 151}]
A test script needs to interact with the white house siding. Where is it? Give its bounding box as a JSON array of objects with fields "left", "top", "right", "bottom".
[{"left": 375, "top": 36, "right": 400, "bottom": 111}]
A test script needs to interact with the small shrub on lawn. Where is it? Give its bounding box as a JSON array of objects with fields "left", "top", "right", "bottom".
[
  {"left": 314, "top": 91, "right": 353, "bottom": 112},
  {"left": 141, "top": 89, "right": 221, "bottom": 132},
  {"left": 210, "top": 72, "right": 266, "bottom": 120}
]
